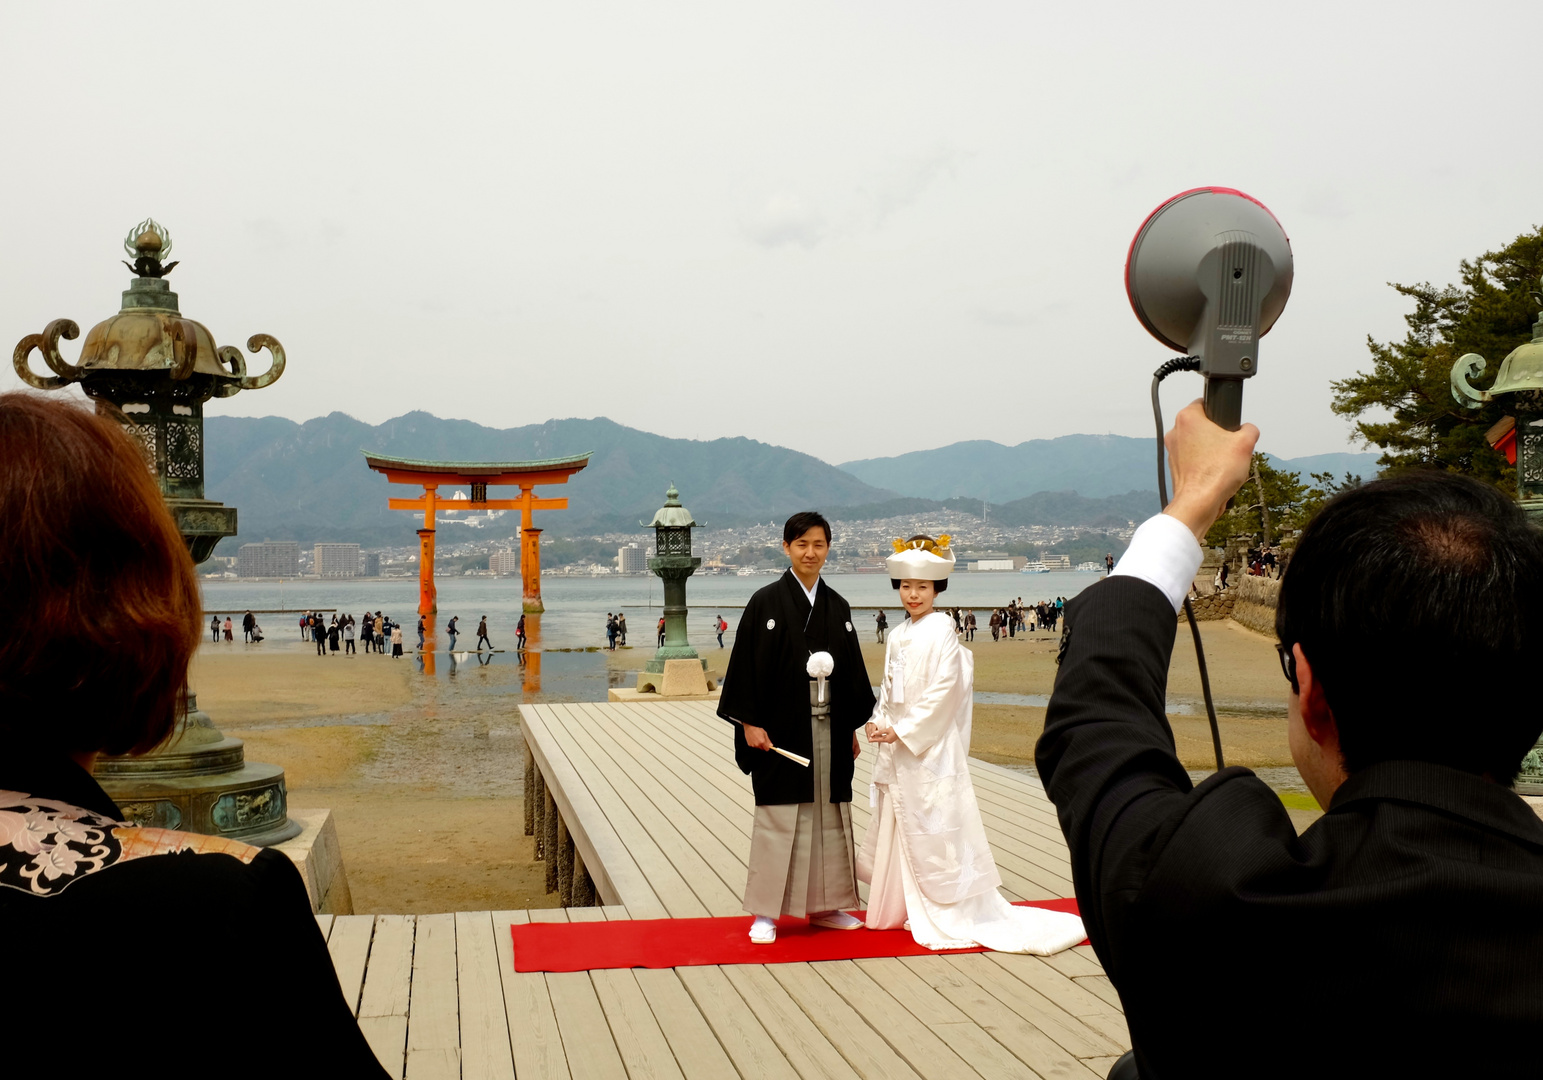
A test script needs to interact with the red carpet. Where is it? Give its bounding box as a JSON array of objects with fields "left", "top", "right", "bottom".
[{"left": 510, "top": 899, "right": 1083, "bottom": 972}]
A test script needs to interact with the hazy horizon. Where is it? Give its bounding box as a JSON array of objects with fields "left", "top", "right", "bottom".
[{"left": 4, "top": 2, "right": 1537, "bottom": 463}]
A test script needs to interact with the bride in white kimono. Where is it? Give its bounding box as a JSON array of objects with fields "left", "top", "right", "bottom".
[{"left": 857, "top": 536, "right": 1086, "bottom": 954}]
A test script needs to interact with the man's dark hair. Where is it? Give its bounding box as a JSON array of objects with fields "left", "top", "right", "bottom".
[
  {"left": 1277, "top": 471, "right": 1543, "bottom": 781},
  {"left": 890, "top": 577, "right": 949, "bottom": 593},
  {"left": 783, "top": 511, "right": 831, "bottom": 545}
]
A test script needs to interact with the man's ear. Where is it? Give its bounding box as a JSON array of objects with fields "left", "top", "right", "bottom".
[{"left": 1293, "top": 644, "right": 1339, "bottom": 750}]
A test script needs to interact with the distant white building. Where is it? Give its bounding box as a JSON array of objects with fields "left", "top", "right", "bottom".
[
  {"left": 969, "top": 559, "right": 1019, "bottom": 572},
  {"left": 490, "top": 551, "right": 520, "bottom": 576},
  {"left": 618, "top": 544, "right": 648, "bottom": 574},
  {"left": 237, "top": 541, "right": 299, "bottom": 578},
  {"left": 1041, "top": 554, "right": 1071, "bottom": 571},
  {"left": 314, "top": 543, "right": 361, "bottom": 578}
]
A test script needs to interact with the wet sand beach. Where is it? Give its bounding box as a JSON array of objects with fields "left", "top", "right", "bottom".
[{"left": 193, "top": 613, "right": 1306, "bottom": 913}]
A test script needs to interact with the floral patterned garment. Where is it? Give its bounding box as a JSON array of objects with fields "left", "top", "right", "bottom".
[{"left": 0, "top": 790, "right": 259, "bottom": 898}]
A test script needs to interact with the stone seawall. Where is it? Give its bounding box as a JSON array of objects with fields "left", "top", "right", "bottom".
[
  {"left": 1231, "top": 575, "right": 1281, "bottom": 637},
  {"left": 1178, "top": 574, "right": 1279, "bottom": 635},
  {"left": 1185, "top": 591, "right": 1235, "bottom": 621}
]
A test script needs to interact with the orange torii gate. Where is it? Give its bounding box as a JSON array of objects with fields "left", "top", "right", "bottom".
[{"left": 363, "top": 451, "right": 592, "bottom": 616}]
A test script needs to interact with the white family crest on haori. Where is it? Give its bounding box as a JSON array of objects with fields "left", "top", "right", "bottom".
[
  {"left": 766, "top": 618, "right": 775, "bottom": 630},
  {"left": 845, "top": 621, "right": 853, "bottom": 633}
]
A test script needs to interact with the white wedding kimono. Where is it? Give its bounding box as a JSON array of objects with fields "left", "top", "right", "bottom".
[{"left": 857, "top": 610, "right": 1085, "bottom": 954}]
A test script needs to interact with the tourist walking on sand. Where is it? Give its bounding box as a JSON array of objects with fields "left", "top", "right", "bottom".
[
  {"left": 716, "top": 614, "right": 728, "bottom": 648},
  {"left": 312, "top": 616, "right": 325, "bottom": 656},
  {"left": 416, "top": 616, "right": 425, "bottom": 650},
  {"left": 300, "top": 611, "right": 309, "bottom": 640},
  {"left": 965, "top": 610, "right": 976, "bottom": 641},
  {"left": 617, "top": 612, "right": 627, "bottom": 646},
  {"left": 223, "top": 616, "right": 234, "bottom": 643},
  {"left": 875, "top": 610, "right": 888, "bottom": 643},
  {"left": 211, "top": 614, "right": 220, "bottom": 643},
  {"left": 476, "top": 616, "right": 491, "bottom": 651},
  {"left": 242, "top": 610, "right": 256, "bottom": 643},
  {"left": 391, "top": 623, "right": 403, "bottom": 658},
  {"left": 989, "top": 609, "right": 1001, "bottom": 641},
  {"left": 1105, "top": 552, "right": 1115, "bottom": 575},
  {"left": 328, "top": 617, "right": 340, "bottom": 653},
  {"left": 605, "top": 614, "right": 617, "bottom": 650},
  {"left": 344, "top": 617, "right": 355, "bottom": 654},
  {"left": 360, "top": 614, "right": 372, "bottom": 652},
  {"left": 657, "top": 615, "right": 666, "bottom": 647},
  {"left": 515, "top": 613, "right": 527, "bottom": 652},
  {"left": 446, "top": 614, "right": 459, "bottom": 650},
  {"left": 860, "top": 535, "right": 1084, "bottom": 955}
]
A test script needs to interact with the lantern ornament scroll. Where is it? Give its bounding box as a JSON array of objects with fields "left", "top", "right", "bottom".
[{"left": 12, "top": 220, "right": 299, "bottom": 844}]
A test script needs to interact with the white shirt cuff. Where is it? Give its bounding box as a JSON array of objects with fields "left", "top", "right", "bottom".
[{"left": 1110, "top": 513, "right": 1203, "bottom": 613}]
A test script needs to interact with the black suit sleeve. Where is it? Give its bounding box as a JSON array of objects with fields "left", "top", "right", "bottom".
[{"left": 1036, "top": 578, "right": 1234, "bottom": 970}]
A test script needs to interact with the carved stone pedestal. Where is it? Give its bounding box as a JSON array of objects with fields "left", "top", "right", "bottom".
[{"left": 94, "top": 692, "right": 301, "bottom": 846}]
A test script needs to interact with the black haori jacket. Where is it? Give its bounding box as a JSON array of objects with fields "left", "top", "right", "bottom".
[
  {"left": 1037, "top": 576, "right": 1543, "bottom": 1078},
  {"left": 718, "top": 571, "right": 875, "bottom": 806},
  {"left": 0, "top": 741, "right": 388, "bottom": 1078}
]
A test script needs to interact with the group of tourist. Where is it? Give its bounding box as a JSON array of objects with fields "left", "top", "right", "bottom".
[
  {"left": 299, "top": 610, "right": 406, "bottom": 658},
  {"left": 873, "top": 599, "right": 1066, "bottom": 644},
  {"left": 604, "top": 612, "right": 628, "bottom": 649},
  {"left": 208, "top": 612, "right": 266, "bottom": 643},
  {"left": 985, "top": 597, "right": 1066, "bottom": 640}
]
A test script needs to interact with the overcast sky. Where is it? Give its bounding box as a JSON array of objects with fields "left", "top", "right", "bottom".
[{"left": 3, "top": 2, "right": 1538, "bottom": 465}]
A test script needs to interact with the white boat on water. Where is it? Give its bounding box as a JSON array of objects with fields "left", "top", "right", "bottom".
[
  {"left": 736, "top": 567, "right": 758, "bottom": 577},
  {"left": 1020, "top": 561, "right": 1049, "bottom": 573}
]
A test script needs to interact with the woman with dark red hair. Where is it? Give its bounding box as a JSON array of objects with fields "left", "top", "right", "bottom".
[{"left": 0, "top": 394, "right": 387, "bottom": 1077}]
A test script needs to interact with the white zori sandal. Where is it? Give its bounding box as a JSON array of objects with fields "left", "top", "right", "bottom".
[
  {"left": 809, "top": 911, "right": 864, "bottom": 930},
  {"left": 749, "top": 916, "right": 777, "bottom": 943}
]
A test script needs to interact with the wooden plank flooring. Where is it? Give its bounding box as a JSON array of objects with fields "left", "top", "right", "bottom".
[{"left": 328, "top": 701, "right": 1128, "bottom": 1078}]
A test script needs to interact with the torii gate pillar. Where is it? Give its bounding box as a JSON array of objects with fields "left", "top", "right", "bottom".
[
  {"left": 418, "top": 528, "right": 437, "bottom": 616},
  {"left": 522, "top": 527, "right": 545, "bottom": 613}
]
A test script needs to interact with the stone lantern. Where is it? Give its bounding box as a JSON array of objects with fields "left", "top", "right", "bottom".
[
  {"left": 12, "top": 219, "right": 300, "bottom": 843},
  {"left": 1450, "top": 274, "right": 1543, "bottom": 792},
  {"left": 634, "top": 485, "right": 716, "bottom": 697}
]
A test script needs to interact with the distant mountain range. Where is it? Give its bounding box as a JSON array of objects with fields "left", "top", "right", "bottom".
[
  {"left": 205, "top": 412, "right": 1375, "bottom": 551},
  {"left": 206, "top": 412, "right": 896, "bottom": 550},
  {"left": 839, "top": 436, "right": 1379, "bottom": 503}
]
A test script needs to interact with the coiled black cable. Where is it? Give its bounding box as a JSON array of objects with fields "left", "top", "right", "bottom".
[{"left": 1151, "top": 357, "right": 1225, "bottom": 772}]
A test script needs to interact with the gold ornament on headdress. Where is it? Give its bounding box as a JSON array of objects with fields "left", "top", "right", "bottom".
[{"left": 891, "top": 534, "right": 952, "bottom": 555}]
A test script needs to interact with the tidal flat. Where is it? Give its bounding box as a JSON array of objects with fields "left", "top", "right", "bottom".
[{"left": 192, "top": 615, "right": 1307, "bottom": 913}]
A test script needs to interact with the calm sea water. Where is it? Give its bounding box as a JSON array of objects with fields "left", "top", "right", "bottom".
[{"left": 200, "top": 570, "right": 1104, "bottom": 652}]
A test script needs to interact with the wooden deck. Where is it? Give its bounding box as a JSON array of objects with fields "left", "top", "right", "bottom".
[{"left": 325, "top": 701, "right": 1129, "bottom": 1078}]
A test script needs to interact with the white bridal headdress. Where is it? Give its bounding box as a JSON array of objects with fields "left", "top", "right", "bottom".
[{"left": 885, "top": 534, "right": 956, "bottom": 581}]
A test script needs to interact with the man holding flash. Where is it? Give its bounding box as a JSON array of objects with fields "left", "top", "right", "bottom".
[{"left": 1040, "top": 401, "right": 1543, "bottom": 1077}]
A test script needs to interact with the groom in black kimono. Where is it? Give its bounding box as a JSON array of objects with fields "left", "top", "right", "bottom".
[{"left": 718, "top": 511, "right": 875, "bottom": 943}]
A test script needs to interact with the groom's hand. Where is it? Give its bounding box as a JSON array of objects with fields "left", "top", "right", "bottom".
[{"left": 743, "top": 723, "right": 773, "bottom": 751}]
